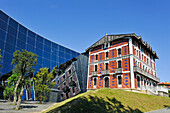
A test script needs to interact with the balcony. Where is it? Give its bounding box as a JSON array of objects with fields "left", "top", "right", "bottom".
[
  {"left": 91, "top": 71, "right": 98, "bottom": 76},
  {"left": 133, "top": 66, "right": 160, "bottom": 82},
  {"left": 102, "top": 70, "right": 110, "bottom": 75},
  {"left": 115, "top": 68, "right": 123, "bottom": 73}
]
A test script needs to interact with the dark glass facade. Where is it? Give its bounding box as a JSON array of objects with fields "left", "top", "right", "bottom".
[{"left": 0, "top": 10, "right": 80, "bottom": 76}]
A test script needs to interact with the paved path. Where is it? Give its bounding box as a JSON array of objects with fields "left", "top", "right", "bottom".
[
  {"left": 0, "top": 99, "right": 55, "bottom": 113},
  {"left": 146, "top": 107, "right": 170, "bottom": 113}
]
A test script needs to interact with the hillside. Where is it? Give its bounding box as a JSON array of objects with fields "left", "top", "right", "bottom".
[{"left": 44, "top": 88, "right": 170, "bottom": 113}]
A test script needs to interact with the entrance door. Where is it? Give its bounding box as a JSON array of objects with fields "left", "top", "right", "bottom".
[
  {"left": 105, "top": 77, "right": 109, "bottom": 88},
  {"left": 137, "top": 76, "right": 140, "bottom": 88},
  {"left": 118, "top": 76, "right": 122, "bottom": 88}
]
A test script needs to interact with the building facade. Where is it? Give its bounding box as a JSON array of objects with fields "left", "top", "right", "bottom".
[
  {"left": 0, "top": 10, "right": 80, "bottom": 99},
  {"left": 57, "top": 58, "right": 81, "bottom": 101},
  {"left": 86, "top": 33, "right": 161, "bottom": 93}
]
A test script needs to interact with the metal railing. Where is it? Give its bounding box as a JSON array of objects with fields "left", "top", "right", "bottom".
[
  {"left": 133, "top": 66, "right": 160, "bottom": 82},
  {"left": 102, "top": 70, "right": 110, "bottom": 75},
  {"left": 115, "top": 68, "right": 123, "bottom": 73},
  {"left": 91, "top": 71, "right": 98, "bottom": 76}
]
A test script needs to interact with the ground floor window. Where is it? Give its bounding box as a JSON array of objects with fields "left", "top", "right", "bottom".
[{"left": 137, "top": 76, "right": 140, "bottom": 88}]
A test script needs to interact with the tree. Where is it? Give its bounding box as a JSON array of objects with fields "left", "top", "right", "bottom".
[
  {"left": 3, "top": 73, "right": 20, "bottom": 102},
  {"left": 34, "top": 67, "right": 56, "bottom": 104},
  {"left": 11, "top": 50, "right": 38, "bottom": 110}
]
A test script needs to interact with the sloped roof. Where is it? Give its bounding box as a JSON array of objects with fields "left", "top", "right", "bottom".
[{"left": 86, "top": 33, "right": 159, "bottom": 59}]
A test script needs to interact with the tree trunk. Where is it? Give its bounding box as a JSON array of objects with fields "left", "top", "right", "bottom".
[
  {"left": 13, "top": 75, "right": 22, "bottom": 105},
  {"left": 15, "top": 85, "right": 24, "bottom": 110},
  {"left": 8, "top": 95, "right": 11, "bottom": 102}
]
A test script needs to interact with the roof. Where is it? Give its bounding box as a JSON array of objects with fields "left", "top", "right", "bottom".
[
  {"left": 158, "top": 82, "right": 170, "bottom": 85},
  {"left": 86, "top": 33, "right": 159, "bottom": 59}
]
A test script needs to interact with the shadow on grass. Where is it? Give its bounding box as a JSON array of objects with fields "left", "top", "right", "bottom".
[
  {"left": 47, "top": 95, "right": 143, "bottom": 113},
  {"left": 20, "top": 105, "right": 38, "bottom": 109}
]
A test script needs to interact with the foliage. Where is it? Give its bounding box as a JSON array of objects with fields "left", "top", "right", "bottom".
[
  {"left": 34, "top": 67, "right": 56, "bottom": 104},
  {"left": 11, "top": 49, "right": 38, "bottom": 77},
  {"left": 11, "top": 49, "right": 38, "bottom": 110},
  {"left": 44, "top": 88, "right": 170, "bottom": 113},
  {"left": 3, "top": 73, "right": 20, "bottom": 101}
]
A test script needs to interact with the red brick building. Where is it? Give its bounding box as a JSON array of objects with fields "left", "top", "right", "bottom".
[{"left": 86, "top": 33, "right": 160, "bottom": 91}]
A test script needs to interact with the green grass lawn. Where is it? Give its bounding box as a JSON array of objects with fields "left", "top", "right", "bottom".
[{"left": 43, "top": 88, "right": 170, "bottom": 113}]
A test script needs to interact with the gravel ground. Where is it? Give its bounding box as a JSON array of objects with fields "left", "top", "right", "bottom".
[
  {"left": 0, "top": 99, "right": 55, "bottom": 113},
  {"left": 145, "top": 107, "right": 170, "bottom": 113}
]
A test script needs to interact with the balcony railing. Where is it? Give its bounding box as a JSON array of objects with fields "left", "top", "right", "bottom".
[
  {"left": 91, "top": 71, "right": 98, "bottom": 76},
  {"left": 115, "top": 68, "right": 123, "bottom": 73},
  {"left": 102, "top": 70, "right": 110, "bottom": 75},
  {"left": 133, "top": 66, "right": 160, "bottom": 82}
]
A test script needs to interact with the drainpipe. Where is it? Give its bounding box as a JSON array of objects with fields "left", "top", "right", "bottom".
[{"left": 128, "top": 37, "right": 135, "bottom": 89}]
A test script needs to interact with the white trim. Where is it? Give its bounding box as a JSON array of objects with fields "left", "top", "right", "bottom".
[
  {"left": 129, "top": 37, "right": 135, "bottom": 89},
  {"left": 87, "top": 48, "right": 92, "bottom": 89}
]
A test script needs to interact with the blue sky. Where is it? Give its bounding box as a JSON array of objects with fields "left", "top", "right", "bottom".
[{"left": 0, "top": 0, "right": 170, "bottom": 82}]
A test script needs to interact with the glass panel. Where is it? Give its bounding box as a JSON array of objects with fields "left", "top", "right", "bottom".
[
  {"left": 37, "top": 57, "right": 42, "bottom": 65},
  {"left": 43, "top": 51, "right": 50, "bottom": 59},
  {"left": 51, "top": 54, "right": 57, "bottom": 61},
  {"left": 9, "top": 18, "right": 18, "bottom": 28},
  {"left": 3, "top": 52, "right": 13, "bottom": 63},
  {"left": 0, "top": 40, "right": 5, "bottom": 50},
  {"left": 2, "top": 62, "right": 12, "bottom": 74},
  {"left": 26, "top": 44, "right": 35, "bottom": 52},
  {"left": 7, "top": 25, "right": 17, "bottom": 37},
  {"left": 16, "top": 39, "right": 26, "bottom": 49},
  {"left": 27, "top": 37, "right": 35, "bottom": 46},
  {"left": 0, "top": 11, "right": 8, "bottom": 23},
  {"left": 35, "top": 48, "right": 43, "bottom": 57},
  {"left": 0, "top": 29, "right": 6, "bottom": 41},
  {"left": 18, "top": 32, "right": 26, "bottom": 42},
  {"left": 36, "top": 41, "right": 43, "bottom": 49},
  {"left": 52, "top": 42, "right": 58, "bottom": 49},
  {"left": 28, "top": 30, "right": 35, "bottom": 39},
  {"left": 6, "top": 34, "right": 16, "bottom": 46},
  {"left": 44, "top": 45, "right": 51, "bottom": 53},
  {"left": 36, "top": 35, "right": 43, "bottom": 43},
  {"left": 43, "top": 58, "right": 50, "bottom": 67},
  {"left": 0, "top": 19, "right": 7, "bottom": 31},
  {"left": 59, "top": 51, "right": 64, "bottom": 58},
  {"left": 19, "top": 24, "right": 27, "bottom": 34},
  {"left": 44, "top": 39, "right": 51, "bottom": 47},
  {"left": 5, "top": 42, "right": 15, "bottom": 54},
  {"left": 59, "top": 45, "right": 65, "bottom": 52}
]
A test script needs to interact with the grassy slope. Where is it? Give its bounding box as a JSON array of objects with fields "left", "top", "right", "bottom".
[{"left": 44, "top": 88, "right": 170, "bottom": 113}]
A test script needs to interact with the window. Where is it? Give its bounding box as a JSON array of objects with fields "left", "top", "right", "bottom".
[
  {"left": 95, "top": 54, "right": 98, "bottom": 60},
  {"left": 136, "top": 61, "right": 138, "bottom": 66},
  {"left": 118, "top": 48, "right": 121, "bottom": 55},
  {"left": 63, "top": 75, "right": 65, "bottom": 79},
  {"left": 118, "top": 60, "right": 121, "bottom": 68},
  {"left": 69, "top": 70, "right": 71, "bottom": 74},
  {"left": 137, "top": 50, "right": 138, "bottom": 56},
  {"left": 105, "top": 63, "right": 108, "bottom": 70},
  {"left": 95, "top": 65, "right": 97, "bottom": 71},
  {"left": 70, "top": 77, "right": 72, "bottom": 81},
  {"left": 106, "top": 52, "right": 108, "bottom": 58},
  {"left": 143, "top": 65, "right": 145, "bottom": 70},
  {"left": 142, "top": 54, "right": 143, "bottom": 60},
  {"left": 135, "top": 49, "right": 136, "bottom": 55}
]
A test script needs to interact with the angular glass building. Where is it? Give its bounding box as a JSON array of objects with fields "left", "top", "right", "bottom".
[{"left": 0, "top": 10, "right": 80, "bottom": 76}]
